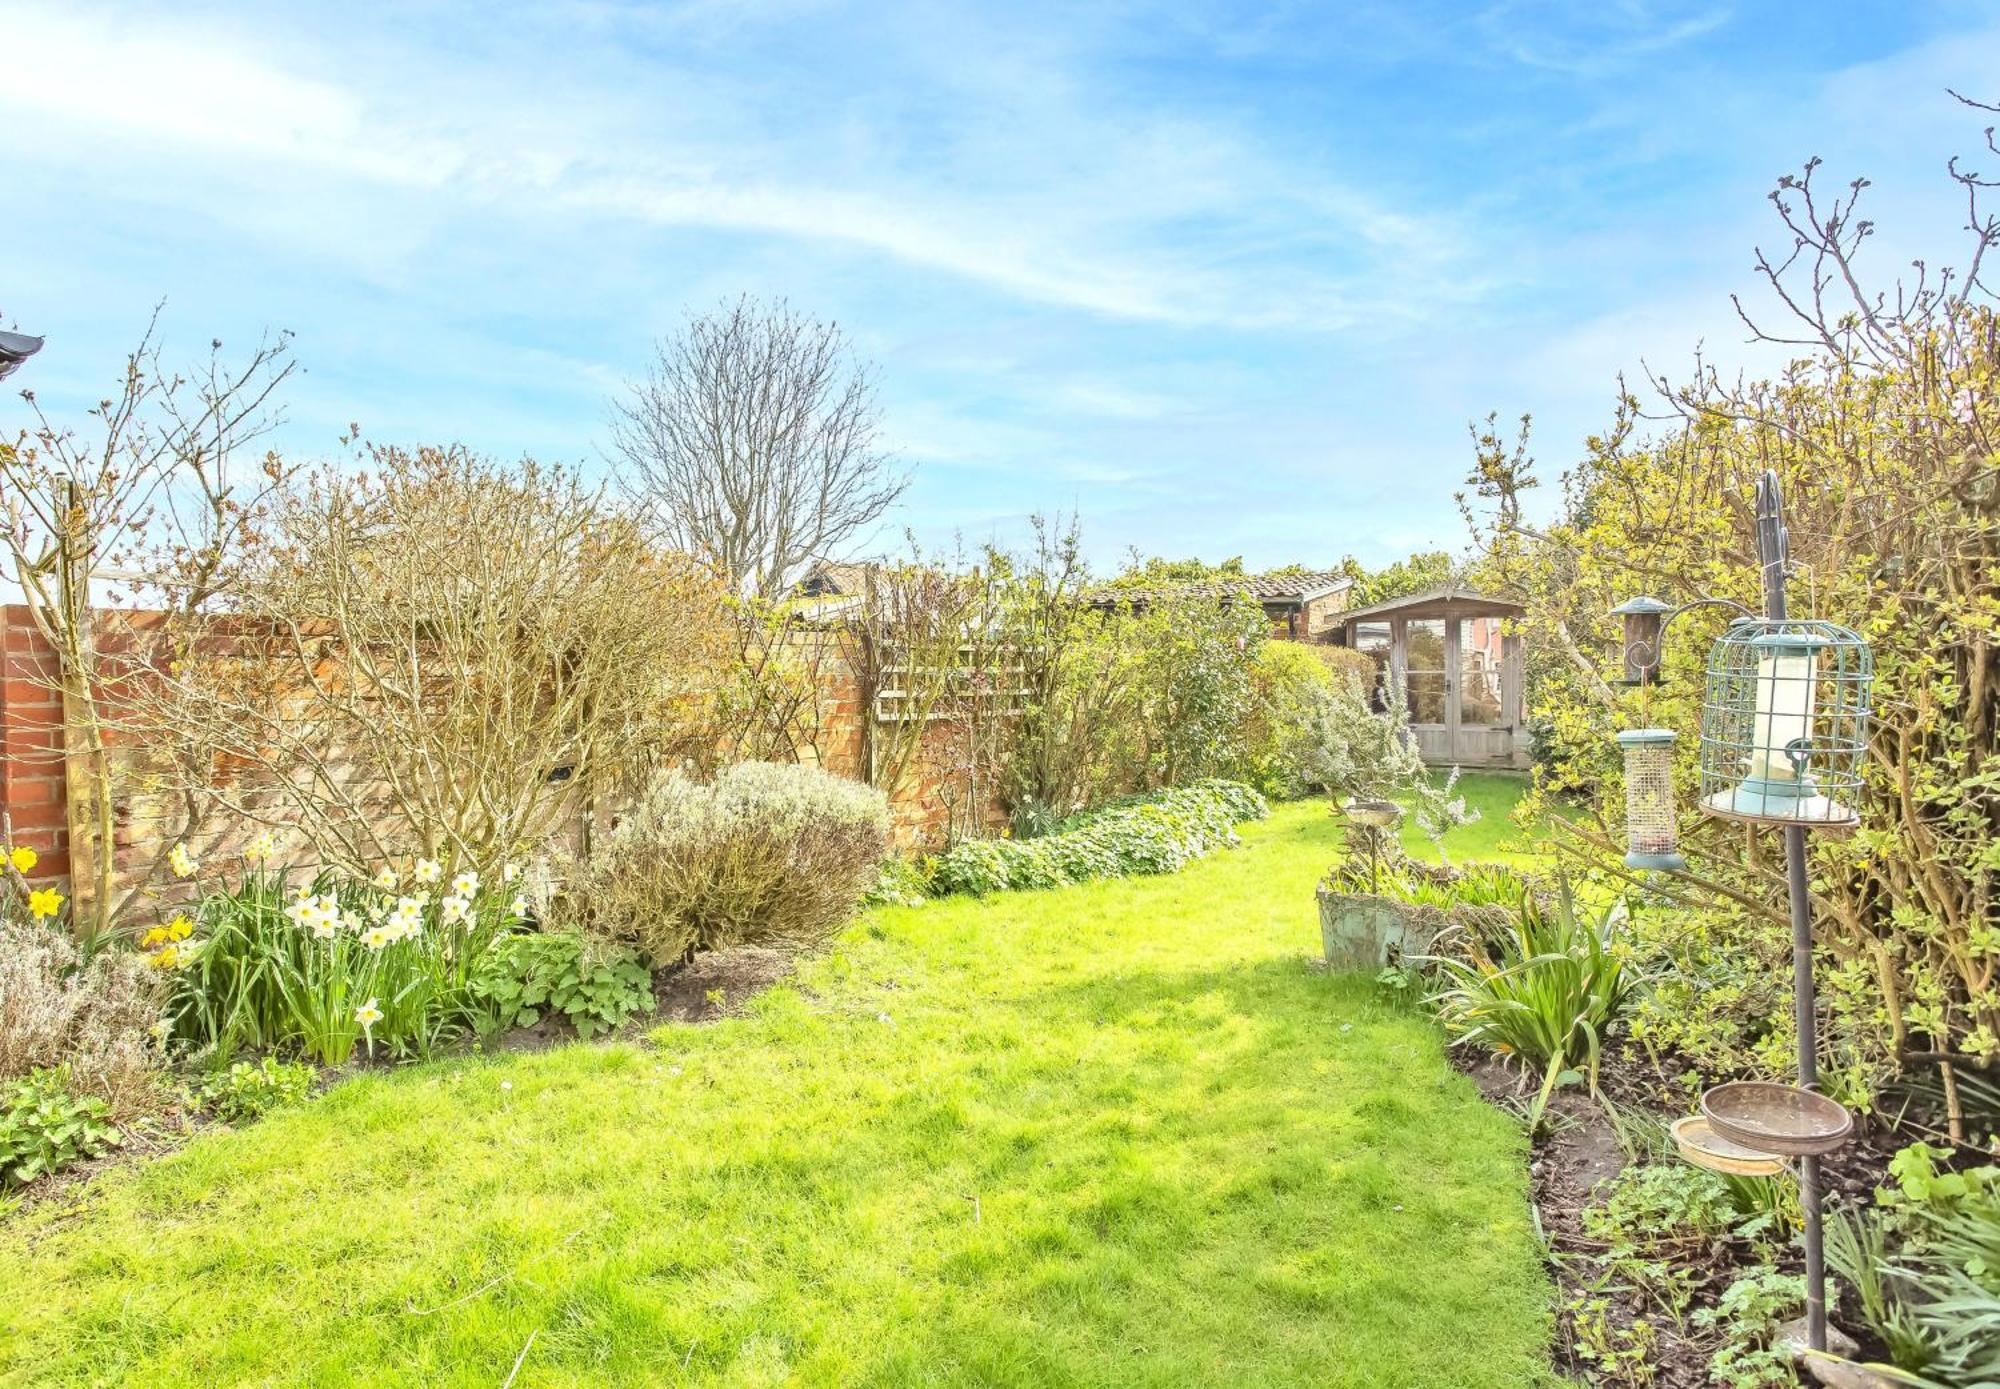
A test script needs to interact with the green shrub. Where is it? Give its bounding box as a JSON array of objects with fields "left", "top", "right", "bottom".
[
  {"left": 574, "top": 762, "right": 891, "bottom": 963},
  {"left": 1829, "top": 1143, "right": 2000, "bottom": 1384},
  {"left": 1241, "top": 643, "right": 1338, "bottom": 797},
  {"left": 470, "top": 932, "right": 654, "bottom": 1040},
  {"left": 192, "top": 1057, "right": 317, "bottom": 1123},
  {"left": 164, "top": 860, "right": 523, "bottom": 1066},
  {"left": 0, "top": 1068, "right": 120, "bottom": 1188},
  {"left": 931, "top": 780, "right": 1269, "bottom": 896}
]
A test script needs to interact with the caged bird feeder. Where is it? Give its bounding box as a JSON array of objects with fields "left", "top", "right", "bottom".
[{"left": 1699, "top": 619, "right": 1871, "bottom": 828}]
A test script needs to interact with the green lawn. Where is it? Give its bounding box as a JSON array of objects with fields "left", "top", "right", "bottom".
[
  {"left": 0, "top": 797, "right": 1554, "bottom": 1388},
  {"left": 1397, "top": 771, "right": 1546, "bottom": 866}
]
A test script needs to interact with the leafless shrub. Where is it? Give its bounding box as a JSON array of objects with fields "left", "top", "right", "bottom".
[
  {"left": 155, "top": 445, "right": 735, "bottom": 876},
  {"left": 0, "top": 313, "right": 297, "bottom": 936}
]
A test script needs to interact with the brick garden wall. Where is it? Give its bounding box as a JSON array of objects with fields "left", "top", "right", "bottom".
[
  {"left": 0, "top": 606, "right": 1005, "bottom": 901},
  {"left": 0, "top": 606, "right": 68, "bottom": 882}
]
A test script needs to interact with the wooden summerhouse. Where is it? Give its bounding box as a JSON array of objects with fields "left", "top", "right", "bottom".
[{"left": 1337, "top": 586, "right": 1530, "bottom": 770}]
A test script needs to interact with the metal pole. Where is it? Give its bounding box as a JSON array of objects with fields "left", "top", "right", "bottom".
[{"left": 1757, "top": 470, "right": 1828, "bottom": 1353}]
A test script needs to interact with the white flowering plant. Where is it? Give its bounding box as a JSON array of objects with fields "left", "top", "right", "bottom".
[{"left": 161, "top": 850, "right": 523, "bottom": 1066}]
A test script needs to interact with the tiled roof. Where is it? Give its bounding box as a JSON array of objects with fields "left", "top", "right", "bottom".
[{"left": 1092, "top": 570, "right": 1353, "bottom": 607}]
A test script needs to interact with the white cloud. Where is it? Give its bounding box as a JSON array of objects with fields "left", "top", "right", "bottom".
[
  {"left": 0, "top": 1, "right": 1463, "bottom": 332},
  {"left": 6, "top": 5, "right": 459, "bottom": 185}
]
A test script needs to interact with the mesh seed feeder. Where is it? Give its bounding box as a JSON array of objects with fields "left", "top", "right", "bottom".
[
  {"left": 1699, "top": 619, "right": 1872, "bottom": 828},
  {"left": 1614, "top": 729, "right": 1685, "bottom": 871}
]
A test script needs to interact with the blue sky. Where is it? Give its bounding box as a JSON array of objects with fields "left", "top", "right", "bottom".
[{"left": 4, "top": 1, "right": 1997, "bottom": 570}]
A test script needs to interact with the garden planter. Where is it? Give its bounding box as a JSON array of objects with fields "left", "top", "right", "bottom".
[{"left": 1315, "top": 886, "right": 1443, "bottom": 971}]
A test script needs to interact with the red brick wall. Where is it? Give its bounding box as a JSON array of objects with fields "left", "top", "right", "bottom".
[
  {"left": 1, "top": 608, "right": 1005, "bottom": 898},
  {"left": 787, "top": 632, "right": 1008, "bottom": 849},
  {"left": 1, "top": 606, "right": 69, "bottom": 883}
]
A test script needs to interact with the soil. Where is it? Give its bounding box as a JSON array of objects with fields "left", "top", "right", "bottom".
[
  {"left": 650, "top": 946, "right": 796, "bottom": 1024},
  {"left": 1459, "top": 1046, "right": 1904, "bottom": 1388}
]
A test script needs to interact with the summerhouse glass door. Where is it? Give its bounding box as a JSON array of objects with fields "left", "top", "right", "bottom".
[
  {"left": 1401, "top": 615, "right": 1509, "bottom": 764},
  {"left": 1402, "top": 618, "right": 1451, "bottom": 763},
  {"left": 1449, "top": 615, "right": 1509, "bottom": 763}
]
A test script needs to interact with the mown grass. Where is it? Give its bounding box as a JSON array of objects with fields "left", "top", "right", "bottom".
[
  {"left": 0, "top": 797, "right": 1554, "bottom": 1388},
  {"left": 1396, "top": 770, "right": 1548, "bottom": 866}
]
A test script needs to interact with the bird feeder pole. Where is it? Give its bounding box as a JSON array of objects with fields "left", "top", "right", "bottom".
[{"left": 1753, "top": 472, "right": 1830, "bottom": 1353}]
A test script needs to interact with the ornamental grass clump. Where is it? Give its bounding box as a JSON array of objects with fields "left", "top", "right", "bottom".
[
  {"left": 1424, "top": 883, "right": 1635, "bottom": 1127},
  {"left": 575, "top": 762, "right": 890, "bottom": 964}
]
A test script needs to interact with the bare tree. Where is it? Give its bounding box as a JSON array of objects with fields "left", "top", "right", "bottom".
[{"left": 609, "top": 296, "right": 908, "bottom": 599}]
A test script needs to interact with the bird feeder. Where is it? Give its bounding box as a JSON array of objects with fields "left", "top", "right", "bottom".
[
  {"left": 1614, "top": 729, "right": 1686, "bottom": 871},
  {"left": 1609, "top": 594, "right": 1673, "bottom": 685},
  {"left": 1699, "top": 619, "right": 1871, "bottom": 828}
]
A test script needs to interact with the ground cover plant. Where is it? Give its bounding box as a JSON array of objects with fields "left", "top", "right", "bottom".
[
  {"left": 928, "top": 778, "right": 1267, "bottom": 895},
  {"left": 0, "top": 799, "right": 1555, "bottom": 1388}
]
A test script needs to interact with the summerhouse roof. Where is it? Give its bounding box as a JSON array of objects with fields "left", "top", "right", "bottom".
[{"left": 1337, "top": 585, "right": 1525, "bottom": 623}]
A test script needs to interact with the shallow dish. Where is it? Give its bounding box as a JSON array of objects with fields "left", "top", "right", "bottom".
[
  {"left": 1669, "top": 1115, "right": 1787, "bottom": 1177},
  {"left": 1701, "top": 1081, "right": 1853, "bottom": 1157}
]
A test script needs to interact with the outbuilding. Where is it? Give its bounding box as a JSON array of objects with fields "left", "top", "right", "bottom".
[{"left": 1336, "top": 586, "right": 1530, "bottom": 770}]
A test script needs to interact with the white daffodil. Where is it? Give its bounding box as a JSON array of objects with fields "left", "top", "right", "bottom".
[
  {"left": 167, "top": 843, "right": 198, "bottom": 879},
  {"left": 355, "top": 998, "right": 382, "bottom": 1027},
  {"left": 502, "top": 862, "right": 520, "bottom": 884},
  {"left": 371, "top": 866, "right": 397, "bottom": 891},
  {"left": 362, "top": 925, "right": 391, "bottom": 950},
  {"left": 510, "top": 894, "right": 529, "bottom": 918},
  {"left": 412, "top": 858, "right": 443, "bottom": 886},
  {"left": 243, "top": 831, "right": 278, "bottom": 865},
  {"left": 440, "top": 895, "right": 470, "bottom": 926},
  {"left": 451, "top": 870, "right": 479, "bottom": 898}
]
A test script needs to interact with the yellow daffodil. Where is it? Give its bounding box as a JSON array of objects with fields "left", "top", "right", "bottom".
[
  {"left": 243, "top": 831, "right": 277, "bottom": 865},
  {"left": 7, "top": 845, "right": 36, "bottom": 873},
  {"left": 167, "top": 914, "right": 193, "bottom": 941},
  {"left": 167, "top": 844, "right": 197, "bottom": 879},
  {"left": 27, "top": 888, "right": 63, "bottom": 920}
]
